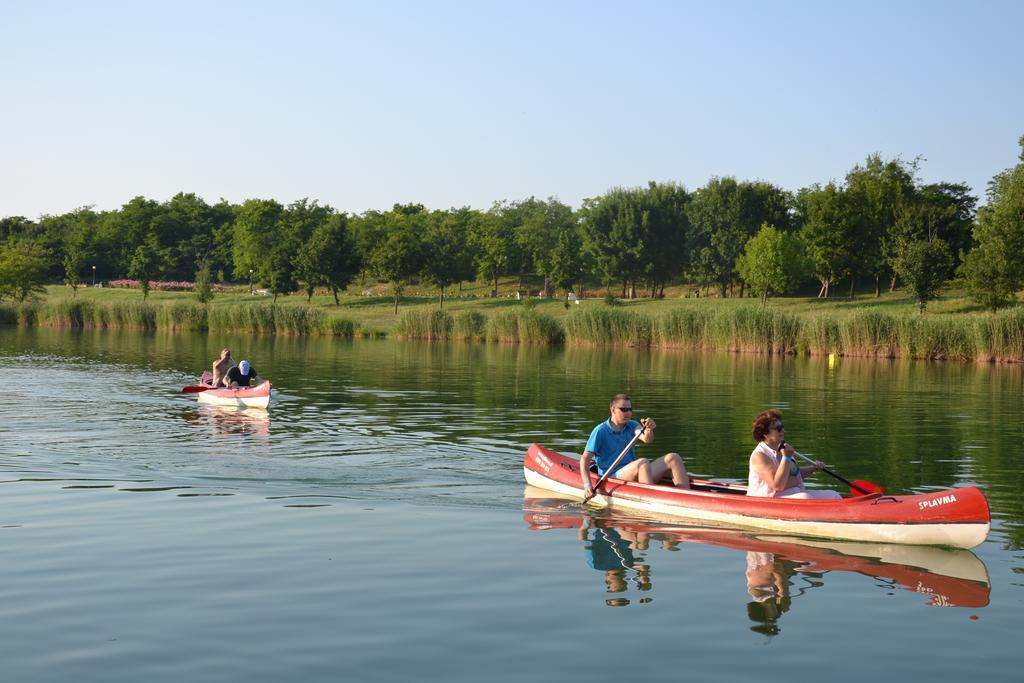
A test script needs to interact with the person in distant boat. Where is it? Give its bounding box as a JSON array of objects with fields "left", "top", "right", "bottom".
[
  {"left": 579, "top": 393, "right": 690, "bottom": 495},
  {"left": 226, "top": 359, "right": 259, "bottom": 388},
  {"left": 747, "top": 409, "right": 841, "bottom": 499},
  {"left": 210, "top": 347, "right": 233, "bottom": 387}
]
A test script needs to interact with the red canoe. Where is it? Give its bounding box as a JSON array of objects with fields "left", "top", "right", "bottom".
[
  {"left": 523, "top": 444, "right": 990, "bottom": 549},
  {"left": 195, "top": 371, "right": 272, "bottom": 409}
]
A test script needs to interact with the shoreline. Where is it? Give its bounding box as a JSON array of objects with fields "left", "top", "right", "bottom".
[{"left": 3, "top": 294, "right": 1024, "bottom": 363}]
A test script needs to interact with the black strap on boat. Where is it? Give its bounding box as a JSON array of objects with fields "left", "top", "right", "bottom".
[{"left": 871, "top": 496, "right": 900, "bottom": 505}]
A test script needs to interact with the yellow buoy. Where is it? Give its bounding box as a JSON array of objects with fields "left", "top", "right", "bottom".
[{"left": 828, "top": 353, "right": 837, "bottom": 368}]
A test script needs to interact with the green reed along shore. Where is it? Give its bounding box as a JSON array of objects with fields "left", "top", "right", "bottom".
[
  {"left": 392, "top": 303, "right": 1024, "bottom": 362},
  {"left": 3, "top": 295, "right": 1024, "bottom": 362},
  {"left": 0, "top": 299, "right": 356, "bottom": 337}
]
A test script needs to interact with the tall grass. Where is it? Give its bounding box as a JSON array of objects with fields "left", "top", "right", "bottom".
[
  {"left": 3, "top": 294, "right": 1024, "bottom": 361},
  {"left": 453, "top": 311, "right": 486, "bottom": 341},
  {"left": 157, "top": 302, "right": 209, "bottom": 331},
  {"left": 835, "top": 309, "right": 900, "bottom": 357},
  {"left": 487, "top": 309, "right": 563, "bottom": 344},
  {"left": 0, "top": 300, "right": 355, "bottom": 336},
  {"left": 972, "top": 308, "right": 1024, "bottom": 362},
  {"left": 796, "top": 315, "right": 841, "bottom": 355},
  {"left": 323, "top": 316, "right": 356, "bottom": 337},
  {"left": 710, "top": 306, "right": 799, "bottom": 353},
  {"left": 275, "top": 306, "right": 325, "bottom": 335},
  {"left": 564, "top": 308, "right": 654, "bottom": 346},
  {"left": 655, "top": 308, "right": 714, "bottom": 348},
  {"left": 396, "top": 309, "right": 454, "bottom": 340}
]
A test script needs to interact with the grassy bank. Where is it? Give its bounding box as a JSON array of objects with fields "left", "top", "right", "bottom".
[
  {"left": 0, "top": 297, "right": 357, "bottom": 336},
  {"left": 2, "top": 284, "right": 1024, "bottom": 362}
]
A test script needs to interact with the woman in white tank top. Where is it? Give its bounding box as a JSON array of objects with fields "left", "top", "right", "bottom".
[{"left": 747, "top": 410, "right": 841, "bottom": 500}]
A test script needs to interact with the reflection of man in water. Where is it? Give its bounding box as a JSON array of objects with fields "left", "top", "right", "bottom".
[
  {"left": 579, "top": 520, "right": 652, "bottom": 606},
  {"left": 745, "top": 551, "right": 795, "bottom": 636}
]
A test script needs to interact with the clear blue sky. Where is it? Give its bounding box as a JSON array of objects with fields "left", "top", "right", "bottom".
[{"left": 2, "top": 0, "right": 1022, "bottom": 219}]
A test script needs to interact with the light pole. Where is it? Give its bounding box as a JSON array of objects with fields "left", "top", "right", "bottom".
[
  {"left": 92, "top": 265, "right": 96, "bottom": 287},
  {"left": 249, "top": 269, "right": 254, "bottom": 294}
]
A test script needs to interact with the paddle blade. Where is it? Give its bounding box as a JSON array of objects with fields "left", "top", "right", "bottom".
[
  {"left": 850, "top": 479, "right": 885, "bottom": 495},
  {"left": 182, "top": 385, "right": 211, "bottom": 394}
]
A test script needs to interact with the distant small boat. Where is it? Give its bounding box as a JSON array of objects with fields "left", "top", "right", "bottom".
[
  {"left": 523, "top": 444, "right": 990, "bottom": 549},
  {"left": 195, "top": 371, "right": 272, "bottom": 409}
]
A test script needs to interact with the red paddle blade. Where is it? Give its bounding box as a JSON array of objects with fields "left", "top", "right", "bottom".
[
  {"left": 850, "top": 480, "right": 885, "bottom": 495},
  {"left": 182, "top": 385, "right": 210, "bottom": 393}
]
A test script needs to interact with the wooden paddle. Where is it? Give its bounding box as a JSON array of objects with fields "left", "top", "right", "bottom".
[
  {"left": 582, "top": 422, "right": 648, "bottom": 504},
  {"left": 789, "top": 447, "right": 884, "bottom": 496}
]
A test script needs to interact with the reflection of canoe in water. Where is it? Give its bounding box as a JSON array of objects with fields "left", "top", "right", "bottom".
[
  {"left": 196, "top": 371, "right": 272, "bottom": 409},
  {"left": 524, "top": 444, "right": 990, "bottom": 549},
  {"left": 196, "top": 403, "right": 270, "bottom": 435},
  {"left": 523, "top": 486, "right": 990, "bottom": 608}
]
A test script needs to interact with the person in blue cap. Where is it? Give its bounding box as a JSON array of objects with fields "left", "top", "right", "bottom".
[{"left": 226, "top": 359, "right": 260, "bottom": 388}]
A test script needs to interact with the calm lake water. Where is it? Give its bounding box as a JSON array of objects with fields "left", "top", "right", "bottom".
[{"left": 1, "top": 326, "right": 1022, "bottom": 682}]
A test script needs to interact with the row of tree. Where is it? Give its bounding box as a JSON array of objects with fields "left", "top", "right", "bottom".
[{"left": 2, "top": 138, "right": 1022, "bottom": 311}]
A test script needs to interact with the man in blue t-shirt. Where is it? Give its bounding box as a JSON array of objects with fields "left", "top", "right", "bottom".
[{"left": 579, "top": 393, "right": 690, "bottom": 496}]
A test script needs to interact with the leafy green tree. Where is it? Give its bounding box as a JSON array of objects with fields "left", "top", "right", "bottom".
[
  {"left": 91, "top": 209, "right": 126, "bottom": 280},
  {"left": 736, "top": 225, "right": 812, "bottom": 304},
  {"left": 368, "top": 206, "right": 427, "bottom": 313},
  {"left": 509, "top": 197, "right": 577, "bottom": 297},
  {"left": 296, "top": 213, "right": 361, "bottom": 303},
  {"left": 128, "top": 234, "right": 163, "bottom": 300},
  {"left": 959, "top": 241, "right": 1019, "bottom": 312},
  {"left": 278, "top": 198, "right": 334, "bottom": 301},
  {"left": 348, "top": 210, "right": 388, "bottom": 287},
  {"left": 799, "top": 183, "right": 857, "bottom": 298},
  {"left": 266, "top": 256, "right": 298, "bottom": 302},
  {"left": 469, "top": 209, "right": 515, "bottom": 297},
  {"left": 892, "top": 238, "right": 953, "bottom": 312},
  {"left": 0, "top": 239, "right": 50, "bottom": 302},
  {"left": 546, "top": 218, "right": 587, "bottom": 297},
  {"left": 887, "top": 195, "right": 963, "bottom": 305},
  {"left": 579, "top": 188, "right": 648, "bottom": 298},
  {"left": 163, "top": 193, "right": 236, "bottom": 281},
  {"left": 63, "top": 248, "right": 87, "bottom": 296},
  {"left": 913, "top": 183, "right": 976, "bottom": 273},
  {"left": 194, "top": 257, "right": 214, "bottom": 303},
  {"left": 844, "top": 154, "right": 916, "bottom": 297},
  {"left": 687, "top": 178, "right": 790, "bottom": 297},
  {"left": 421, "top": 208, "right": 477, "bottom": 308},
  {"left": 0, "top": 216, "right": 36, "bottom": 243},
  {"left": 638, "top": 182, "right": 690, "bottom": 297},
  {"left": 52, "top": 207, "right": 99, "bottom": 296},
  {"left": 109, "top": 196, "right": 165, "bottom": 277},
  {"left": 233, "top": 198, "right": 290, "bottom": 299},
  {"left": 492, "top": 198, "right": 540, "bottom": 292},
  {"left": 959, "top": 135, "right": 1024, "bottom": 311}
]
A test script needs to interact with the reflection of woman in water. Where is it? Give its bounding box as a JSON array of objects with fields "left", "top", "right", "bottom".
[
  {"left": 579, "top": 520, "right": 653, "bottom": 606},
  {"left": 745, "top": 551, "right": 794, "bottom": 635},
  {"left": 745, "top": 550, "right": 824, "bottom": 636}
]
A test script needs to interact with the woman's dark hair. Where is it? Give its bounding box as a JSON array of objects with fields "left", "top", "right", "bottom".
[{"left": 752, "top": 409, "right": 782, "bottom": 443}]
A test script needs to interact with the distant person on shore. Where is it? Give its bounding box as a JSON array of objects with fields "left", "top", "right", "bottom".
[
  {"left": 747, "top": 409, "right": 841, "bottom": 499},
  {"left": 579, "top": 393, "right": 690, "bottom": 495},
  {"left": 210, "top": 348, "right": 233, "bottom": 387},
  {"left": 226, "top": 359, "right": 260, "bottom": 388}
]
